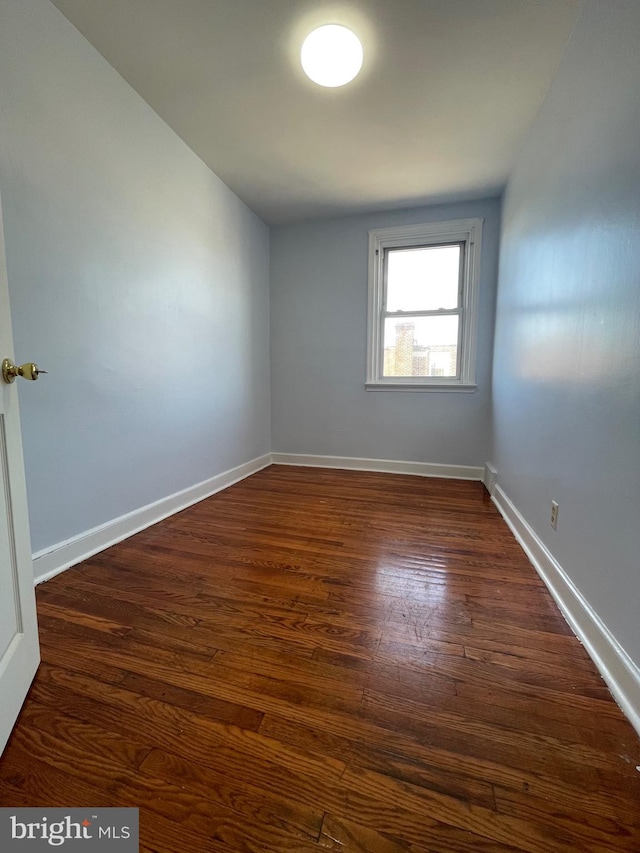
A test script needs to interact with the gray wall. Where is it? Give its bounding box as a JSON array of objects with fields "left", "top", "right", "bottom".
[
  {"left": 270, "top": 199, "right": 500, "bottom": 465},
  {"left": 492, "top": 1, "right": 640, "bottom": 664},
  {"left": 0, "top": 0, "right": 271, "bottom": 555}
]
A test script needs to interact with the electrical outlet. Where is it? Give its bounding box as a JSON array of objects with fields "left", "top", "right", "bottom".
[{"left": 550, "top": 501, "right": 559, "bottom": 530}]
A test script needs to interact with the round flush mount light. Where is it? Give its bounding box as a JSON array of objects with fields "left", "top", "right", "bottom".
[{"left": 301, "top": 25, "right": 363, "bottom": 87}]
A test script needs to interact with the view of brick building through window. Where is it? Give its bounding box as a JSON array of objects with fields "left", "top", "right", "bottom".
[{"left": 383, "top": 320, "right": 458, "bottom": 377}]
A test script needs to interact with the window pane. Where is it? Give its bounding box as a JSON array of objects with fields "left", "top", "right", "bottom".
[
  {"left": 386, "top": 244, "right": 461, "bottom": 312},
  {"left": 383, "top": 315, "right": 459, "bottom": 378}
]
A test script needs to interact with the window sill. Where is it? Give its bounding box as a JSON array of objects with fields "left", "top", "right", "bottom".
[{"left": 365, "top": 382, "right": 477, "bottom": 393}]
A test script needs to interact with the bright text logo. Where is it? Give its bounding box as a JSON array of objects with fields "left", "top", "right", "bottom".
[{"left": 1, "top": 809, "right": 138, "bottom": 851}]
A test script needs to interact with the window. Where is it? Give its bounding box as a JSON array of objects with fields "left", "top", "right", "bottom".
[{"left": 366, "top": 218, "right": 482, "bottom": 391}]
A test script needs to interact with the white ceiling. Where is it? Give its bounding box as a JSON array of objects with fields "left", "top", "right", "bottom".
[{"left": 50, "top": 0, "right": 580, "bottom": 225}]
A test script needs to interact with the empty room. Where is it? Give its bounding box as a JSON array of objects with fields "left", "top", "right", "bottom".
[{"left": 0, "top": 0, "right": 639, "bottom": 851}]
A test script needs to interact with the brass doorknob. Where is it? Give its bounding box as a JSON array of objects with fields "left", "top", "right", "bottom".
[{"left": 2, "top": 358, "right": 48, "bottom": 384}]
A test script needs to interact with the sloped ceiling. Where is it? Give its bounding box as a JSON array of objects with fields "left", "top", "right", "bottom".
[{"left": 50, "top": 0, "right": 581, "bottom": 224}]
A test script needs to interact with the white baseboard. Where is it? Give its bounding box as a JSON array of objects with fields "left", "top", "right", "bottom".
[
  {"left": 32, "top": 451, "right": 483, "bottom": 585},
  {"left": 271, "top": 453, "right": 484, "bottom": 481},
  {"left": 33, "top": 453, "right": 272, "bottom": 585},
  {"left": 492, "top": 483, "right": 640, "bottom": 737}
]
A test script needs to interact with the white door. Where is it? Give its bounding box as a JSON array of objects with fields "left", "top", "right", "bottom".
[{"left": 0, "top": 190, "right": 40, "bottom": 755}]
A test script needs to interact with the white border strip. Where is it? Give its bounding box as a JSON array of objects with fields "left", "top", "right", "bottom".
[
  {"left": 492, "top": 483, "right": 640, "bottom": 737},
  {"left": 33, "top": 453, "right": 271, "bottom": 585},
  {"left": 271, "top": 453, "right": 483, "bottom": 481}
]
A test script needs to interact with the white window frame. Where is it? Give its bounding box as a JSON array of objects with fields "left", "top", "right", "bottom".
[{"left": 366, "top": 218, "right": 483, "bottom": 392}]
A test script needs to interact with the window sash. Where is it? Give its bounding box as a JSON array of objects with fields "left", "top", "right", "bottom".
[
  {"left": 382, "top": 241, "right": 465, "bottom": 314},
  {"left": 379, "top": 312, "right": 463, "bottom": 380}
]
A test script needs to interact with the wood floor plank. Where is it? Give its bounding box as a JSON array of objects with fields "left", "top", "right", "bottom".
[
  {"left": 493, "top": 785, "right": 640, "bottom": 851},
  {"left": 360, "top": 689, "right": 636, "bottom": 787},
  {"left": 0, "top": 743, "right": 115, "bottom": 807},
  {"left": 1, "top": 465, "right": 638, "bottom": 852},
  {"left": 27, "top": 665, "right": 345, "bottom": 787},
  {"left": 139, "top": 746, "right": 323, "bottom": 841},
  {"left": 37, "top": 611, "right": 217, "bottom": 665},
  {"left": 258, "top": 713, "right": 497, "bottom": 809},
  {"left": 2, "top": 703, "right": 150, "bottom": 792},
  {"left": 318, "top": 813, "right": 414, "bottom": 852}
]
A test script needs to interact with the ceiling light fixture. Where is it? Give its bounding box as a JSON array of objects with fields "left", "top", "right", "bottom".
[{"left": 301, "top": 25, "right": 363, "bottom": 88}]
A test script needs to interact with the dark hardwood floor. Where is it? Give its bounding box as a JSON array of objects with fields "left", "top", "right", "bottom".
[{"left": 2, "top": 465, "right": 639, "bottom": 851}]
